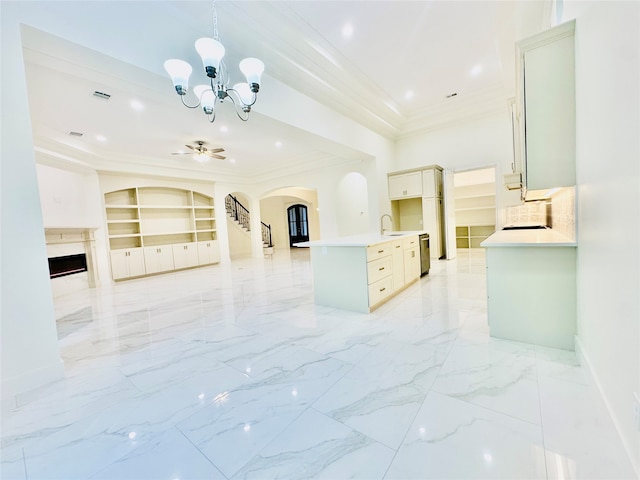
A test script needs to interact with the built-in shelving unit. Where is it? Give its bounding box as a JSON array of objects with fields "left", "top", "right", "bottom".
[
  {"left": 454, "top": 172, "right": 496, "bottom": 249},
  {"left": 104, "top": 187, "right": 219, "bottom": 280},
  {"left": 456, "top": 225, "right": 495, "bottom": 248}
]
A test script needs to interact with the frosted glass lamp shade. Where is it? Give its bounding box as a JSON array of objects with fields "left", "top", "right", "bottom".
[
  {"left": 195, "top": 38, "right": 225, "bottom": 74},
  {"left": 193, "top": 85, "right": 216, "bottom": 114},
  {"left": 239, "top": 58, "right": 264, "bottom": 90},
  {"left": 233, "top": 83, "right": 254, "bottom": 105},
  {"left": 164, "top": 59, "right": 192, "bottom": 93}
]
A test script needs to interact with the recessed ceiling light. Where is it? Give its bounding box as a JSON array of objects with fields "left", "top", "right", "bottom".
[
  {"left": 470, "top": 64, "right": 483, "bottom": 77},
  {"left": 342, "top": 23, "right": 354, "bottom": 38},
  {"left": 404, "top": 90, "right": 415, "bottom": 100},
  {"left": 130, "top": 99, "right": 144, "bottom": 111},
  {"left": 275, "top": 141, "right": 283, "bottom": 148},
  {"left": 220, "top": 125, "right": 229, "bottom": 133},
  {"left": 229, "top": 158, "right": 236, "bottom": 164},
  {"left": 96, "top": 134, "right": 107, "bottom": 142}
]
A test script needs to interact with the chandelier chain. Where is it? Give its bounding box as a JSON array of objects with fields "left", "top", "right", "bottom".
[{"left": 211, "top": 0, "right": 219, "bottom": 40}]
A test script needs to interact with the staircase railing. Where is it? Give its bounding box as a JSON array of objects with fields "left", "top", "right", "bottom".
[
  {"left": 261, "top": 221, "right": 273, "bottom": 247},
  {"left": 225, "top": 194, "right": 251, "bottom": 231},
  {"left": 225, "top": 194, "right": 273, "bottom": 247}
]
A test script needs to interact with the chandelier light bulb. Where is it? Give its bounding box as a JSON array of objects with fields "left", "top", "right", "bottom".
[
  {"left": 164, "top": 59, "right": 193, "bottom": 94},
  {"left": 195, "top": 38, "right": 225, "bottom": 77},
  {"left": 193, "top": 85, "right": 216, "bottom": 114},
  {"left": 239, "top": 58, "right": 264, "bottom": 91}
]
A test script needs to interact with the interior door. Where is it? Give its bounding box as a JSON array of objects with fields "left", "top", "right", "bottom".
[{"left": 288, "top": 204, "right": 309, "bottom": 246}]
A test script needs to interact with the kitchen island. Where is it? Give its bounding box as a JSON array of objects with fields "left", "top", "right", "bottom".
[
  {"left": 297, "top": 232, "right": 424, "bottom": 313},
  {"left": 481, "top": 228, "right": 577, "bottom": 350}
]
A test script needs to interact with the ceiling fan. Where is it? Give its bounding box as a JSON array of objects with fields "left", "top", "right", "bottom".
[{"left": 172, "top": 141, "right": 226, "bottom": 160}]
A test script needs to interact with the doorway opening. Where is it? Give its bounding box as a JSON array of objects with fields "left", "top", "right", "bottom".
[
  {"left": 288, "top": 204, "right": 309, "bottom": 246},
  {"left": 453, "top": 167, "right": 497, "bottom": 249}
]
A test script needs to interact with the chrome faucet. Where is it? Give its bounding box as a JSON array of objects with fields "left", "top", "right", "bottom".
[{"left": 380, "top": 214, "right": 393, "bottom": 235}]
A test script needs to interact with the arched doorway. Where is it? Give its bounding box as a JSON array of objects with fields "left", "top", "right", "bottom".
[{"left": 287, "top": 204, "right": 309, "bottom": 246}]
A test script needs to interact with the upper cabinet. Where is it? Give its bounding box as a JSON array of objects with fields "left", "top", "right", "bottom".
[
  {"left": 388, "top": 171, "right": 422, "bottom": 199},
  {"left": 422, "top": 167, "right": 443, "bottom": 198},
  {"left": 516, "top": 20, "right": 576, "bottom": 192}
]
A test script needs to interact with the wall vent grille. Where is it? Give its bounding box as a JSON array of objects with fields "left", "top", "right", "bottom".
[
  {"left": 92, "top": 91, "right": 111, "bottom": 100},
  {"left": 67, "top": 131, "right": 84, "bottom": 137}
]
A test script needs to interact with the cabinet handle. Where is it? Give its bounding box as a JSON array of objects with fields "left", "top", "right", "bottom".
[
  {"left": 378, "top": 267, "right": 385, "bottom": 271},
  {"left": 378, "top": 250, "right": 384, "bottom": 254},
  {"left": 380, "top": 287, "right": 386, "bottom": 292}
]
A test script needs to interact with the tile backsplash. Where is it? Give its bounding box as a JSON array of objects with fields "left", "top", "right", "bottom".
[
  {"left": 550, "top": 186, "right": 576, "bottom": 241},
  {"left": 505, "top": 201, "right": 547, "bottom": 226}
]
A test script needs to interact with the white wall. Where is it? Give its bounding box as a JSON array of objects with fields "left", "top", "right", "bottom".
[
  {"left": 336, "top": 172, "right": 371, "bottom": 236},
  {"left": 226, "top": 217, "right": 252, "bottom": 259},
  {"left": 563, "top": 1, "right": 640, "bottom": 474},
  {"left": 395, "top": 112, "right": 522, "bottom": 227},
  {"left": 37, "top": 164, "right": 102, "bottom": 228},
  {"left": 1, "top": 15, "right": 63, "bottom": 398}
]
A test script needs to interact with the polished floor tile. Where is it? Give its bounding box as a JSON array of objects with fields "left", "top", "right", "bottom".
[{"left": 1, "top": 248, "right": 636, "bottom": 479}]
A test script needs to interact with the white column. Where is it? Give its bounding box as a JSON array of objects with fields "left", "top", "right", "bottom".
[
  {"left": 250, "top": 197, "right": 264, "bottom": 258},
  {"left": 1, "top": 15, "right": 63, "bottom": 397}
]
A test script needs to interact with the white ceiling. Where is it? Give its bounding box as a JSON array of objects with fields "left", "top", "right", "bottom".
[{"left": 19, "top": 1, "right": 549, "bottom": 182}]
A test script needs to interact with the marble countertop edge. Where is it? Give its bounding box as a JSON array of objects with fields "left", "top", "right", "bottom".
[
  {"left": 481, "top": 228, "right": 577, "bottom": 248},
  {"left": 295, "top": 231, "right": 426, "bottom": 248}
]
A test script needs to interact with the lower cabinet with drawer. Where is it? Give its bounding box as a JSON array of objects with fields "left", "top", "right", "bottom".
[
  {"left": 307, "top": 234, "right": 423, "bottom": 313},
  {"left": 365, "top": 251, "right": 394, "bottom": 308}
]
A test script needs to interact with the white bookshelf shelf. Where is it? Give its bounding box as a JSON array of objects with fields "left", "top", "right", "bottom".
[{"left": 104, "top": 187, "right": 220, "bottom": 280}]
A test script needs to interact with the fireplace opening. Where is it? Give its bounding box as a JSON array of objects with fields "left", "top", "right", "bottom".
[{"left": 48, "top": 253, "right": 88, "bottom": 279}]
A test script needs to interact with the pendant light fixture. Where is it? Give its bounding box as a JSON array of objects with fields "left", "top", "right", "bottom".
[{"left": 163, "top": 0, "right": 264, "bottom": 123}]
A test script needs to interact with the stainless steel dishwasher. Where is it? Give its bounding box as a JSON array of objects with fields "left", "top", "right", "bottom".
[{"left": 419, "top": 233, "right": 430, "bottom": 276}]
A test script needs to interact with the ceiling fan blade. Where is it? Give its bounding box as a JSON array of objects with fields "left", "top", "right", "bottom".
[
  {"left": 171, "top": 152, "right": 191, "bottom": 155},
  {"left": 185, "top": 144, "right": 196, "bottom": 151},
  {"left": 210, "top": 154, "right": 226, "bottom": 160},
  {"left": 209, "top": 148, "right": 225, "bottom": 153}
]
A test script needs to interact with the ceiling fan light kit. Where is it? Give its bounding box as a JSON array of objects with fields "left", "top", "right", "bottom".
[{"left": 163, "top": 0, "right": 264, "bottom": 124}]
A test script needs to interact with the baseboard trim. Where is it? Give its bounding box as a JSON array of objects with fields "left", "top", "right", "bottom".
[{"left": 575, "top": 336, "right": 640, "bottom": 479}]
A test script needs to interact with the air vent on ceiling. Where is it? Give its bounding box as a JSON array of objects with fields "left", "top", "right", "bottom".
[
  {"left": 92, "top": 90, "right": 111, "bottom": 100},
  {"left": 446, "top": 92, "right": 458, "bottom": 99},
  {"left": 67, "top": 131, "right": 84, "bottom": 137}
]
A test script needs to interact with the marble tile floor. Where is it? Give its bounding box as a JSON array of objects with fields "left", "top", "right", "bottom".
[{"left": 1, "top": 248, "right": 636, "bottom": 480}]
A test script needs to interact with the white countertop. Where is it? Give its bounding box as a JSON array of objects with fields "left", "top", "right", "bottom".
[
  {"left": 481, "top": 228, "right": 576, "bottom": 247},
  {"left": 295, "top": 231, "right": 425, "bottom": 248}
]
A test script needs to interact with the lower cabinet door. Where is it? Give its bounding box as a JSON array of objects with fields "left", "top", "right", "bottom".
[
  {"left": 144, "top": 246, "right": 175, "bottom": 274},
  {"left": 403, "top": 247, "right": 420, "bottom": 283},
  {"left": 368, "top": 276, "right": 393, "bottom": 307},
  {"left": 367, "top": 256, "right": 393, "bottom": 284},
  {"left": 173, "top": 243, "right": 199, "bottom": 269},
  {"left": 197, "top": 241, "right": 220, "bottom": 265},
  {"left": 111, "top": 248, "right": 145, "bottom": 280},
  {"left": 391, "top": 240, "right": 405, "bottom": 291}
]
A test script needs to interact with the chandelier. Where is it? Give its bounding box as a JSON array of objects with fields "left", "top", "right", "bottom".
[{"left": 163, "top": 0, "right": 264, "bottom": 123}]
